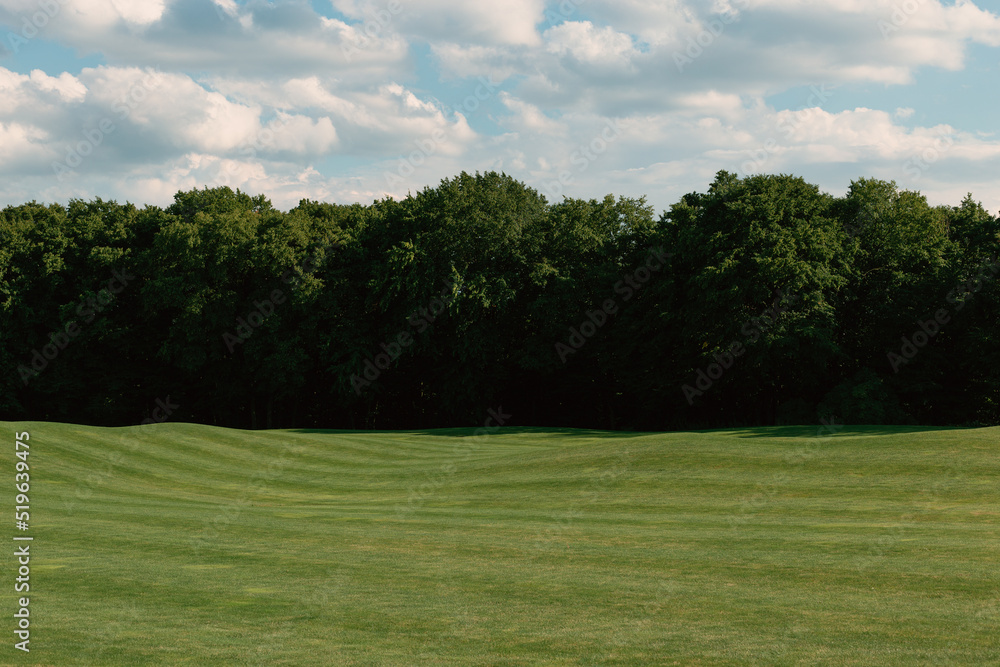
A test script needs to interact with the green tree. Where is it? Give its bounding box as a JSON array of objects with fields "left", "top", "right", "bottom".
[{"left": 658, "top": 171, "right": 844, "bottom": 426}]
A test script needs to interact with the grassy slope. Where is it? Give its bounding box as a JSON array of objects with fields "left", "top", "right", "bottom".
[{"left": 1, "top": 422, "right": 998, "bottom": 665}]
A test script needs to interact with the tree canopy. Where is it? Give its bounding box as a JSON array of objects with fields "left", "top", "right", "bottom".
[{"left": 2, "top": 171, "right": 997, "bottom": 429}]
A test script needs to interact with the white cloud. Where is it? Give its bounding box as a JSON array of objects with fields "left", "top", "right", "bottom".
[
  {"left": 424, "top": 0, "right": 1000, "bottom": 117},
  {"left": 71, "top": 67, "right": 263, "bottom": 153},
  {"left": 333, "top": 0, "right": 545, "bottom": 46},
  {"left": 0, "top": 66, "right": 351, "bottom": 179},
  {"left": 194, "top": 74, "right": 485, "bottom": 160},
  {"left": 109, "top": 0, "right": 167, "bottom": 25},
  {"left": 544, "top": 21, "right": 639, "bottom": 68},
  {"left": 499, "top": 93, "right": 564, "bottom": 135},
  {"left": 429, "top": 43, "right": 523, "bottom": 81},
  {"left": 267, "top": 114, "right": 339, "bottom": 155},
  {"left": 0, "top": 121, "right": 49, "bottom": 163},
  {"left": 1, "top": 0, "right": 999, "bottom": 220},
  {"left": 0, "top": 0, "right": 407, "bottom": 80}
]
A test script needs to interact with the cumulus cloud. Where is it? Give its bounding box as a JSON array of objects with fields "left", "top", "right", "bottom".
[
  {"left": 0, "top": 0, "right": 407, "bottom": 79},
  {"left": 0, "top": 65, "right": 349, "bottom": 179},
  {"left": 427, "top": 0, "right": 1000, "bottom": 116},
  {"left": 544, "top": 21, "right": 639, "bottom": 68},
  {"left": 0, "top": 0, "right": 999, "bottom": 218},
  {"left": 333, "top": 0, "right": 545, "bottom": 46}
]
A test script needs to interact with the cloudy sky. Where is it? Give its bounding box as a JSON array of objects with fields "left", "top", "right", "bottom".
[{"left": 1, "top": 0, "right": 999, "bottom": 214}]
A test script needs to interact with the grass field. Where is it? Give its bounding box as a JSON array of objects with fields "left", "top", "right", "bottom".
[{"left": 1, "top": 421, "right": 998, "bottom": 665}]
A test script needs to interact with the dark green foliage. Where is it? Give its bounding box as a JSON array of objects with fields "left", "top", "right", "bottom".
[
  {"left": 1, "top": 172, "right": 997, "bottom": 429},
  {"left": 817, "top": 369, "right": 912, "bottom": 425}
]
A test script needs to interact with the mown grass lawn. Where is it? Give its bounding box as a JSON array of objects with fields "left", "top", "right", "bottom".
[{"left": 1, "top": 422, "right": 998, "bottom": 665}]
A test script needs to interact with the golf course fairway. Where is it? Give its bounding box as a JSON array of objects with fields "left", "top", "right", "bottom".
[{"left": 1, "top": 422, "right": 998, "bottom": 665}]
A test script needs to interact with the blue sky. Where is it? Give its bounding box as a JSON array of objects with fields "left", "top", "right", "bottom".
[{"left": 1, "top": 0, "right": 998, "bottom": 215}]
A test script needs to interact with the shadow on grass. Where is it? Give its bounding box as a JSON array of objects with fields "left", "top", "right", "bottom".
[
  {"left": 287, "top": 424, "right": 978, "bottom": 439},
  {"left": 287, "top": 426, "right": 646, "bottom": 438},
  {"left": 694, "top": 424, "right": 969, "bottom": 438}
]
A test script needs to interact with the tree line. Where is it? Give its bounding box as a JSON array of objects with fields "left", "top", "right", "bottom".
[{"left": 1, "top": 170, "right": 998, "bottom": 430}]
